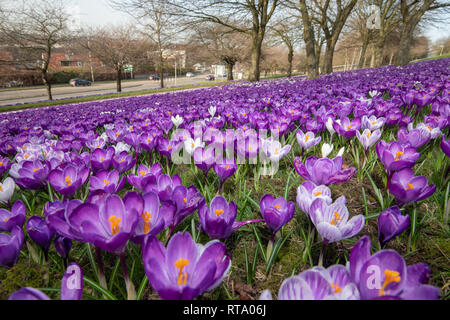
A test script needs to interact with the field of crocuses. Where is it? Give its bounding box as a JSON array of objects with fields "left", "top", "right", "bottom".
[{"left": 0, "top": 58, "right": 448, "bottom": 301}]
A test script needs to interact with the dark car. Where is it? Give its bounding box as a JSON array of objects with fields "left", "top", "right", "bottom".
[
  {"left": 205, "top": 75, "right": 215, "bottom": 81},
  {"left": 149, "top": 74, "right": 160, "bottom": 80},
  {"left": 69, "top": 78, "right": 91, "bottom": 87}
]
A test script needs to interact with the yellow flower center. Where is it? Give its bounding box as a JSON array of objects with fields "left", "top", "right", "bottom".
[
  {"left": 24, "top": 154, "right": 29, "bottom": 159},
  {"left": 394, "top": 151, "right": 404, "bottom": 161},
  {"left": 314, "top": 192, "right": 322, "bottom": 196},
  {"left": 100, "top": 157, "right": 105, "bottom": 162},
  {"left": 33, "top": 168, "right": 39, "bottom": 172},
  {"left": 168, "top": 146, "right": 172, "bottom": 151},
  {"left": 215, "top": 209, "right": 224, "bottom": 216},
  {"left": 379, "top": 269, "right": 401, "bottom": 296},
  {"left": 330, "top": 212, "right": 341, "bottom": 226},
  {"left": 108, "top": 216, "right": 121, "bottom": 235},
  {"left": 274, "top": 204, "right": 281, "bottom": 210},
  {"left": 0, "top": 186, "right": 3, "bottom": 192},
  {"left": 0, "top": 162, "right": 3, "bottom": 166},
  {"left": 141, "top": 211, "right": 152, "bottom": 234},
  {"left": 372, "top": 121, "right": 377, "bottom": 125},
  {"left": 174, "top": 258, "right": 189, "bottom": 286},
  {"left": 104, "top": 180, "right": 110, "bottom": 186},
  {"left": 183, "top": 198, "right": 187, "bottom": 203},
  {"left": 305, "top": 134, "right": 309, "bottom": 142},
  {"left": 331, "top": 283, "right": 342, "bottom": 294},
  {"left": 147, "top": 138, "right": 152, "bottom": 143},
  {"left": 65, "top": 176, "right": 72, "bottom": 186},
  {"left": 346, "top": 125, "right": 352, "bottom": 131},
  {"left": 404, "top": 183, "right": 414, "bottom": 191},
  {"left": 140, "top": 170, "right": 146, "bottom": 177},
  {"left": 224, "top": 165, "right": 230, "bottom": 169},
  {"left": 116, "top": 132, "right": 120, "bottom": 136},
  {"left": 367, "top": 132, "right": 372, "bottom": 137}
]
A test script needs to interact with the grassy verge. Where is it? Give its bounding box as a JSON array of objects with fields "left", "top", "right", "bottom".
[
  {"left": 411, "top": 53, "right": 450, "bottom": 62},
  {"left": 0, "top": 80, "right": 237, "bottom": 113}
]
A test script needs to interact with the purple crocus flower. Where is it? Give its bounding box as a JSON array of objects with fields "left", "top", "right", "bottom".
[
  {"left": 11, "top": 159, "right": 49, "bottom": 190},
  {"left": 309, "top": 196, "right": 365, "bottom": 244},
  {"left": 356, "top": 129, "right": 382, "bottom": 151},
  {"left": 193, "top": 147, "right": 216, "bottom": 176},
  {"left": 388, "top": 168, "right": 436, "bottom": 206},
  {"left": 296, "top": 181, "right": 332, "bottom": 215},
  {"left": 441, "top": 135, "right": 450, "bottom": 157},
  {"left": 0, "top": 156, "right": 12, "bottom": 177},
  {"left": 361, "top": 115, "right": 385, "bottom": 131},
  {"left": 89, "top": 170, "right": 125, "bottom": 194},
  {"left": 127, "top": 163, "right": 162, "bottom": 192},
  {"left": 333, "top": 117, "right": 361, "bottom": 138},
  {"left": 0, "top": 225, "right": 24, "bottom": 269},
  {"left": 149, "top": 174, "right": 183, "bottom": 200},
  {"left": 54, "top": 235, "right": 72, "bottom": 259},
  {"left": 171, "top": 185, "right": 205, "bottom": 231},
  {"left": 293, "top": 156, "right": 356, "bottom": 186},
  {"left": 378, "top": 206, "right": 410, "bottom": 246},
  {"left": 26, "top": 216, "right": 55, "bottom": 254},
  {"left": 260, "top": 265, "right": 359, "bottom": 300},
  {"left": 296, "top": 130, "right": 321, "bottom": 151},
  {"left": 142, "top": 232, "right": 231, "bottom": 300},
  {"left": 349, "top": 236, "right": 440, "bottom": 300},
  {"left": 9, "top": 263, "right": 83, "bottom": 300},
  {"left": 48, "top": 194, "right": 140, "bottom": 253},
  {"left": 90, "top": 147, "right": 115, "bottom": 173},
  {"left": 259, "top": 194, "right": 295, "bottom": 234},
  {"left": 198, "top": 195, "right": 262, "bottom": 240},
  {"left": 0, "top": 200, "right": 26, "bottom": 232},
  {"left": 376, "top": 140, "right": 420, "bottom": 176},
  {"left": 48, "top": 164, "right": 90, "bottom": 197},
  {"left": 397, "top": 127, "right": 431, "bottom": 149},
  {"left": 131, "top": 191, "right": 176, "bottom": 245},
  {"left": 213, "top": 159, "right": 237, "bottom": 188},
  {"left": 112, "top": 151, "right": 136, "bottom": 174}
]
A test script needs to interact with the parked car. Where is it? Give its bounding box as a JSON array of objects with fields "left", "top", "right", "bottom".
[
  {"left": 205, "top": 75, "right": 215, "bottom": 81},
  {"left": 149, "top": 74, "right": 160, "bottom": 80},
  {"left": 69, "top": 78, "right": 91, "bottom": 87},
  {"left": 186, "top": 72, "right": 195, "bottom": 77}
]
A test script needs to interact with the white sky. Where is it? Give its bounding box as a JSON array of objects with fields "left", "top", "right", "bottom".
[{"left": 71, "top": 0, "right": 450, "bottom": 42}]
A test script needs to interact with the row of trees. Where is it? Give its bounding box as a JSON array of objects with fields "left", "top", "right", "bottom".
[{"left": 0, "top": 0, "right": 449, "bottom": 100}]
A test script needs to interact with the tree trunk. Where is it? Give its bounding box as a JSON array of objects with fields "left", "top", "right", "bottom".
[
  {"left": 226, "top": 63, "right": 234, "bottom": 81},
  {"left": 322, "top": 41, "right": 336, "bottom": 74},
  {"left": 358, "top": 34, "right": 370, "bottom": 69},
  {"left": 299, "top": 0, "right": 318, "bottom": 79},
  {"left": 116, "top": 67, "right": 122, "bottom": 93},
  {"left": 249, "top": 32, "right": 263, "bottom": 81},
  {"left": 374, "top": 37, "right": 385, "bottom": 68},
  {"left": 287, "top": 46, "right": 293, "bottom": 77},
  {"left": 42, "top": 70, "right": 52, "bottom": 101}
]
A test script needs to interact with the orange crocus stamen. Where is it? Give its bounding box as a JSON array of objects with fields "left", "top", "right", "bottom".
[
  {"left": 174, "top": 258, "right": 189, "bottom": 286},
  {"left": 65, "top": 176, "right": 72, "bottom": 186},
  {"left": 394, "top": 151, "right": 404, "bottom": 161},
  {"left": 405, "top": 183, "right": 414, "bottom": 191},
  {"left": 314, "top": 192, "right": 322, "bottom": 196},
  {"left": 330, "top": 212, "right": 341, "bottom": 226},
  {"left": 331, "top": 283, "right": 342, "bottom": 294},
  {"left": 141, "top": 211, "right": 152, "bottom": 234},
  {"left": 215, "top": 209, "right": 224, "bottom": 217},
  {"left": 108, "top": 216, "right": 121, "bottom": 235},
  {"left": 274, "top": 204, "right": 281, "bottom": 210},
  {"left": 379, "top": 269, "right": 401, "bottom": 296}
]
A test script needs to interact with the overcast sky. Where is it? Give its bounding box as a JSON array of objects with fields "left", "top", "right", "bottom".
[{"left": 71, "top": 0, "right": 450, "bottom": 43}]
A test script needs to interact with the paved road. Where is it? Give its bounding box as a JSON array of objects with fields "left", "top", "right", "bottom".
[{"left": 0, "top": 75, "right": 216, "bottom": 106}]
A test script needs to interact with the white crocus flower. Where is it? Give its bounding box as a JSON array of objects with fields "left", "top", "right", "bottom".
[
  {"left": 368, "top": 90, "right": 379, "bottom": 98},
  {"left": 337, "top": 147, "right": 345, "bottom": 157},
  {"left": 322, "top": 143, "right": 334, "bottom": 158},
  {"left": 100, "top": 132, "right": 108, "bottom": 142},
  {"left": 114, "top": 142, "right": 131, "bottom": 154},
  {"left": 184, "top": 138, "right": 204, "bottom": 155},
  {"left": 208, "top": 106, "right": 216, "bottom": 118},
  {"left": 171, "top": 115, "right": 184, "bottom": 128},
  {"left": 326, "top": 118, "right": 335, "bottom": 135},
  {"left": 0, "top": 177, "right": 15, "bottom": 204}
]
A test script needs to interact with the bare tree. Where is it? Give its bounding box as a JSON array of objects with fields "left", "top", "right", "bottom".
[
  {"left": 193, "top": 24, "right": 249, "bottom": 81},
  {"left": 81, "top": 25, "right": 143, "bottom": 93},
  {"left": 165, "top": 0, "right": 279, "bottom": 82},
  {"left": 283, "top": 0, "right": 320, "bottom": 79},
  {"left": 0, "top": 0, "right": 70, "bottom": 100},
  {"left": 395, "top": 0, "right": 450, "bottom": 66},
  {"left": 310, "top": 0, "right": 358, "bottom": 74},
  {"left": 110, "top": 0, "right": 183, "bottom": 89},
  {"left": 268, "top": 16, "right": 302, "bottom": 77}
]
